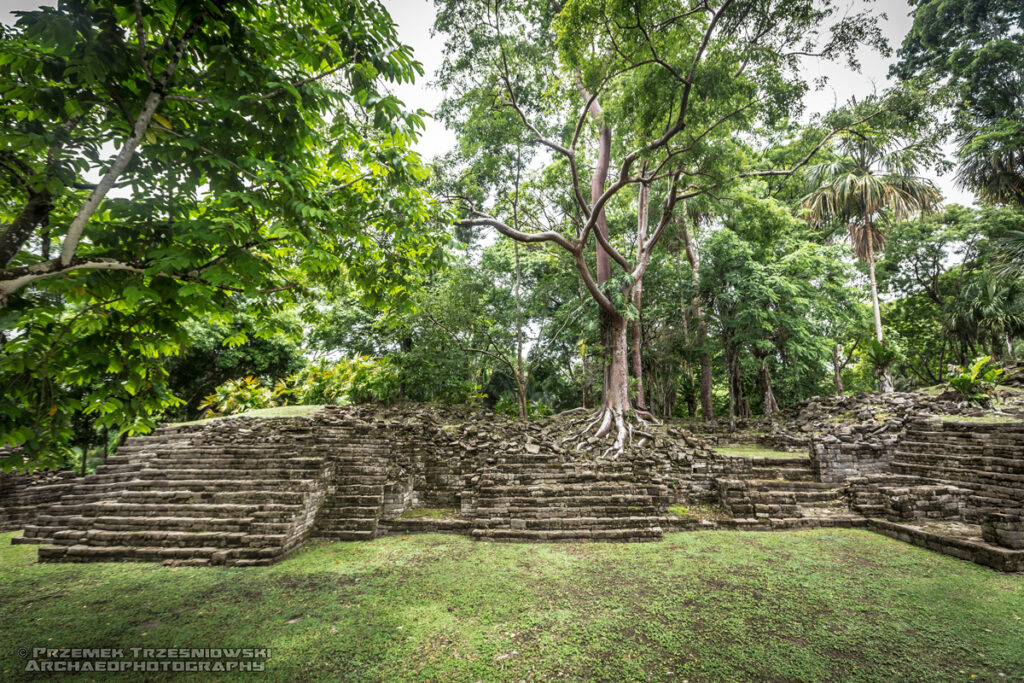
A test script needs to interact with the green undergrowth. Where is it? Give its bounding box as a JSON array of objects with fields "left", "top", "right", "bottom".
[
  {"left": 1, "top": 529, "right": 1022, "bottom": 681},
  {"left": 714, "top": 444, "right": 806, "bottom": 459}
]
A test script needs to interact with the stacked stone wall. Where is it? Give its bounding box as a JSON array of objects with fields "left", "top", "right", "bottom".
[
  {"left": 0, "top": 470, "right": 78, "bottom": 531},
  {"left": 810, "top": 423, "right": 900, "bottom": 484}
]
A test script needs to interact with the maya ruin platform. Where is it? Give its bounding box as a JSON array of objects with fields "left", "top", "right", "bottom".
[{"left": 3, "top": 394, "right": 1023, "bottom": 572}]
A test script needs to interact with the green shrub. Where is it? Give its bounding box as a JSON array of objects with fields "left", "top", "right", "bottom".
[
  {"left": 198, "top": 356, "right": 402, "bottom": 417},
  {"left": 493, "top": 394, "right": 555, "bottom": 419},
  {"left": 946, "top": 356, "right": 1004, "bottom": 404},
  {"left": 198, "top": 377, "right": 277, "bottom": 417}
]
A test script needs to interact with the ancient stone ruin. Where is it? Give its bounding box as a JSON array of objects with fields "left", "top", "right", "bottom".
[{"left": 3, "top": 395, "right": 1023, "bottom": 571}]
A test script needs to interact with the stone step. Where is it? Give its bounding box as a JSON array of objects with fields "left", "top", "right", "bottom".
[
  {"left": 515, "top": 516, "right": 665, "bottom": 530},
  {"left": 131, "top": 456, "right": 326, "bottom": 469},
  {"left": 474, "top": 496, "right": 656, "bottom": 509},
  {"left": 38, "top": 544, "right": 277, "bottom": 565},
  {"left": 311, "top": 529, "right": 376, "bottom": 541},
  {"left": 743, "top": 480, "right": 841, "bottom": 492},
  {"left": 744, "top": 457, "right": 813, "bottom": 466},
  {"left": 48, "top": 528, "right": 287, "bottom": 549},
  {"left": 31, "top": 501, "right": 302, "bottom": 519},
  {"left": 471, "top": 527, "right": 662, "bottom": 542},
  {"left": 891, "top": 465, "right": 1024, "bottom": 495},
  {"left": 475, "top": 505, "right": 661, "bottom": 518},
  {"left": 749, "top": 466, "right": 816, "bottom": 481},
  {"left": 55, "top": 489, "right": 308, "bottom": 505},
  {"left": 38, "top": 514, "right": 289, "bottom": 534},
  {"left": 724, "top": 489, "right": 842, "bottom": 504},
  {"left": 321, "top": 495, "right": 383, "bottom": 507},
  {"left": 893, "top": 453, "right": 1024, "bottom": 475},
  {"left": 130, "top": 468, "right": 329, "bottom": 480},
  {"left": 314, "top": 506, "right": 381, "bottom": 518}
]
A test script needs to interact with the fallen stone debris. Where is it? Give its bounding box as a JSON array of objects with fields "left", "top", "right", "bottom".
[{"left": 2, "top": 392, "right": 1022, "bottom": 572}]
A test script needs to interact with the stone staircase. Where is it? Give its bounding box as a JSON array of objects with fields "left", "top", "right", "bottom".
[
  {"left": 469, "top": 452, "right": 669, "bottom": 542},
  {"left": 15, "top": 418, "right": 335, "bottom": 566},
  {"left": 716, "top": 456, "right": 849, "bottom": 520},
  {"left": 310, "top": 450, "right": 388, "bottom": 541},
  {"left": 889, "top": 419, "right": 1024, "bottom": 521}
]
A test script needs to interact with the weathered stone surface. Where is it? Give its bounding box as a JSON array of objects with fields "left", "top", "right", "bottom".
[
  {"left": 0, "top": 469, "right": 77, "bottom": 531},
  {"left": 5, "top": 401, "right": 1022, "bottom": 571}
]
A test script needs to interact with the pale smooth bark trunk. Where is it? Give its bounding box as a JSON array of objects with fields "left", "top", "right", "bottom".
[
  {"left": 759, "top": 359, "right": 778, "bottom": 415},
  {"left": 832, "top": 343, "right": 845, "bottom": 396},
  {"left": 595, "top": 314, "right": 632, "bottom": 442},
  {"left": 631, "top": 183, "right": 648, "bottom": 411},
  {"left": 866, "top": 229, "right": 894, "bottom": 393},
  {"left": 593, "top": 122, "right": 615, "bottom": 403}
]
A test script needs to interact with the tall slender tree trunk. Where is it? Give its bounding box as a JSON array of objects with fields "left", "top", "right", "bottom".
[
  {"left": 866, "top": 229, "right": 894, "bottom": 393},
  {"left": 724, "top": 331, "right": 738, "bottom": 431},
  {"left": 513, "top": 241, "right": 527, "bottom": 420},
  {"left": 590, "top": 117, "right": 617, "bottom": 406},
  {"left": 681, "top": 226, "right": 714, "bottom": 422},
  {"left": 677, "top": 244, "right": 698, "bottom": 419},
  {"left": 832, "top": 343, "right": 845, "bottom": 396},
  {"left": 631, "top": 183, "right": 648, "bottom": 410}
]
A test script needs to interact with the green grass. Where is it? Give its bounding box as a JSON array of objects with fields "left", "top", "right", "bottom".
[
  {"left": 714, "top": 444, "right": 805, "bottom": 459},
  {"left": 175, "top": 405, "right": 326, "bottom": 426},
  {"left": 2, "top": 530, "right": 1022, "bottom": 681},
  {"left": 398, "top": 507, "right": 458, "bottom": 520}
]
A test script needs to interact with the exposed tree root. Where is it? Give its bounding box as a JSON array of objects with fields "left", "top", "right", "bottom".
[{"left": 560, "top": 403, "right": 655, "bottom": 459}]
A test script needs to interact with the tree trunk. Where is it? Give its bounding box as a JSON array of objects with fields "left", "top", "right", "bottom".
[
  {"left": 724, "top": 332, "right": 738, "bottom": 431},
  {"left": 866, "top": 230, "right": 894, "bottom": 393},
  {"left": 698, "top": 327, "right": 714, "bottom": 421},
  {"left": 759, "top": 359, "right": 779, "bottom": 415},
  {"left": 513, "top": 241, "right": 527, "bottom": 420},
  {"left": 681, "top": 226, "right": 715, "bottom": 422},
  {"left": 630, "top": 318, "right": 645, "bottom": 409},
  {"left": 591, "top": 313, "right": 633, "bottom": 455},
  {"left": 514, "top": 373, "right": 528, "bottom": 422},
  {"left": 631, "top": 182, "right": 648, "bottom": 410},
  {"left": 832, "top": 343, "right": 845, "bottom": 396},
  {"left": 0, "top": 190, "right": 52, "bottom": 268},
  {"left": 591, "top": 120, "right": 616, "bottom": 408}
]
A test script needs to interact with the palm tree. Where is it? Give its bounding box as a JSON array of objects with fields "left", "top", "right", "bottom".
[
  {"left": 801, "top": 137, "right": 942, "bottom": 392},
  {"left": 946, "top": 274, "right": 1024, "bottom": 363},
  {"left": 955, "top": 121, "right": 1024, "bottom": 208}
]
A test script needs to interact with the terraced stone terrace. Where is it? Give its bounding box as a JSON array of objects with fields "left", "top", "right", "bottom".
[{"left": 1, "top": 399, "right": 1022, "bottom": 572}]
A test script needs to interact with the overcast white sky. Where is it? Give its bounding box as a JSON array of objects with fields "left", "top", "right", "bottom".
[{"left": 2, "top": 0, "right": 975, "bottom": 206}]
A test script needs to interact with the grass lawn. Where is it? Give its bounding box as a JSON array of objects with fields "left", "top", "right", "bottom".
[
  {"left": 714, "top": 444, "right": 805, "bottom": 459},
  {"left": 175, "top": 405, "right": 326, "bottom": 426},
  {"left": 1, "top": 529, "right": 1022, "bottom": 682}
]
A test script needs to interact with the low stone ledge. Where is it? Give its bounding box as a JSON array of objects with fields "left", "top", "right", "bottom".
[
  {"left": 980, "top": 510, "right": 1024, "bottom": 550},
  {"left": 378, "top": 518, "right": 473, "bottom": 535},
  {"left": 867, "top": 519, "right": 1024, "bottom": 573}
]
